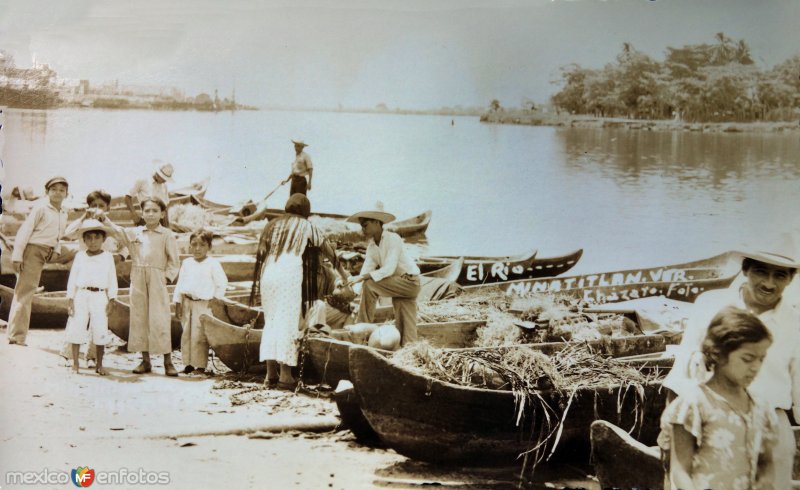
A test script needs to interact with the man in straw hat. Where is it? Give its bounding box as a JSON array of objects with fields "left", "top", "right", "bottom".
[
  {"left": 287, "top": 140, "right": 313, "bottom": 196},
  {"left": 125, "top": 161, "right": 174, "bottom": 226},
  {"left": 664, "top": 233, "right": 800, "bottom": 488},
  {"left": 346, "top": 203, "right": 421, "bottom": 345}
]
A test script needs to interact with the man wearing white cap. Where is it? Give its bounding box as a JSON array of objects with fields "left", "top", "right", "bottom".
[
  {"left": 287, "top": 140, "right": 313, "bottom": 196},
  {"left": 125, "top": 162, "right": 173, "bottom": 226},
  {"left": 346, "top": 203, "right": 420, "bottom": 345},
  {"left": 663, "top": 235, "right": 800, "bottom": 488}
]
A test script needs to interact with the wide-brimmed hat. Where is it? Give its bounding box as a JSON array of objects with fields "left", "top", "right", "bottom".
[
  {"left": 78, "top": 219, "right": 109, "bottom": 237},
  {"left": 291, "top": 139, "right": 308, "bottom": 148},
  {"left": 736, "top": 233, "right": 799, "bottom": 269},
  {"left": 153, "top": 161, "right": 174, "bottom": 182},
  {"left": 44, "top": 176, "right": 69, "bottom": 190},
  {"left": 346, "top": 201, "right": 396, "bottom": 224}
]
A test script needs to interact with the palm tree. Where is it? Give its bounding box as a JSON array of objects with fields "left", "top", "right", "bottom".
[
  {"left": 735, "top": 39, "right": 753, "bottom": 65},
  {"left": 710, "top": 32, "right": 735, "bottom": 65}
]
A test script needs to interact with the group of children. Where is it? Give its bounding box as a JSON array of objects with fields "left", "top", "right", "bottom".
[{"left": 6, "top": 176, "right": 229, "bottom": 377}]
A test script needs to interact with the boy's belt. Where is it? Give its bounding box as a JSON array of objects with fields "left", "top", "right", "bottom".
[
  {"left": 184, "top": 295, "right": 207, "bottom": 302},
  {"left": 81, "top": 287, "right": 106, "bottom": 292}
]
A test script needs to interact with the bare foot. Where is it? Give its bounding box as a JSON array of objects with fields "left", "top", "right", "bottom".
[
  {"left": 95, "top": 366, "right": 109, "bottom": 376},
  {"left": 72, "top": 365, "right": 80, "bottom": 374}
]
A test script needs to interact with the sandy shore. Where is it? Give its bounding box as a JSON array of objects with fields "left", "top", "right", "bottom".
[{"left": 0, "top": 325, "right": 599, "bottom": 489}]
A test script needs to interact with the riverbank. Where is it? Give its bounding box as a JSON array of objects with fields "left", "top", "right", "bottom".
[
  {"left": 0, "top": 326, "right": 599, "bottom": 489},
  {"left": 480, "top": 111, "right": 800, "bottom": 133}
]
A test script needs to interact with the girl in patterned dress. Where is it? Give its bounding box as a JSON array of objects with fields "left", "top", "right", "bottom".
[{"left": 658, "top": 306, "right": 778, "bottom": 490}]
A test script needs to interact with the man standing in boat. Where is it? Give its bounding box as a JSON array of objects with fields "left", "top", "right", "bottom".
[
  {"left": 287, "top": 140, "right": 313, "bottom": 196},
  {"left": 346, "top": 203, "right": 420, "bottom": 345},
  {"left": 125, "top": 162, "right": 174, "bottom": 227},
  {"left": 663, "top": 236, "right": 800, "bottom": 489}
]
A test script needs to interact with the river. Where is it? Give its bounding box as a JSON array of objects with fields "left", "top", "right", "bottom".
[{"left": 2, "top": 108, "right": 799, "bottom": 274}]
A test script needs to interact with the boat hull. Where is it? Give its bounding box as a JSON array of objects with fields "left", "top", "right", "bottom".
[{"left": 349, "top": 346, "right": 666, "bottom": 465}]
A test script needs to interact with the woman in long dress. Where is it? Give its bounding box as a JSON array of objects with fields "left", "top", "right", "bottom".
[{"left": 250, "top": 193, "right": 347, "bottom": 389}]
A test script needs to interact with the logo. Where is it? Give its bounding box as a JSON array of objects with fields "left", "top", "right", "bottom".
[{"left": 71, "top": 467, "right": 95, "bottom": 487}]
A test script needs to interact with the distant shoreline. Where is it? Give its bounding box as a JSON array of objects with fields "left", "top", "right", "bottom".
[{"left": 479, "top": 112, "right": 800, "bottom": 133}]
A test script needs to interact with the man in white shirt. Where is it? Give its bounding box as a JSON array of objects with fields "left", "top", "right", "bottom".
[
  {"left": 663, "top": 240, "right": 799, "bottom": 488},
  {"left": 125, "top": 162, "right": 173, "bottom": 226},
  {"left": 287, "top": 140, "right": 313, "bottom": 195},
  {"left": 347, "top": 205, "right": 420, "bottom": 345}
]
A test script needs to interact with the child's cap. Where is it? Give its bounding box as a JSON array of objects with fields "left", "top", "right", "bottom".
[
  {"left": 78, "top": 219, "right": 109, "bottom": 238},
  {"left": 44, "top": 176, "right": 69, "bottom": 190}
]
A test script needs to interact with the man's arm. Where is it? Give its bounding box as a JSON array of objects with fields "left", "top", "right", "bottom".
[{"left": 124, "top": 195, "right": 142, "bottom": 225}]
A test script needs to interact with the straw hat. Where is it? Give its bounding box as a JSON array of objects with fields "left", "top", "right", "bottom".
[
  {"left": 154, "top": 161, "right": 174, "bottom": 182},
  {"left": 78, "top": 219, "right": 109, "bottom": 237},
  {"left": 291, "top": 139, "right": 308, "bottom": 148},
  {"left": 346, "top": 201, "right": 396, "bottom": 224},
  {"left": 736, "top": 233, "right": 799, "bottom": 269}
]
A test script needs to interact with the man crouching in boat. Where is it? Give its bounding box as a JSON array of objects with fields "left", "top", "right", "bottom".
[
  {"left": 346, "top": 203, "right": 420, "bottom": 345},
  {"left": 663, "top": 235, "right": 800, "bottom": 489}
]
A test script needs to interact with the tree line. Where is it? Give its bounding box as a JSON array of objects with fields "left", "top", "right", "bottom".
[{"left": 550, "top": 34, "right": 800, "bottom": 123}]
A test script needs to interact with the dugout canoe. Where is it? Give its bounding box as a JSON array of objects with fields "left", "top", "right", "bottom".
[
  {"left": 106, "top": 288, "right": 251, "bottom": 350},
  {"left": 258, "top": 209, "right": 431, "bottom": 238},
  {"left": 384, "top": 210, "right": 431, "bottom": 237},
  {"left": 467, "top": 251, "right": 740, "bottom": 298},
  {"left": 302, "top": 319, "right": 485, "bottom": 386},
  {"left": 0, "top": 254, "right": 252, "bottom": 292},
  {"left": 349, "top": 346, "right": 666, "bottom": 465},
  {"left": 591, "top": 421, "right": 800, "bottom": 488},
  {"left": 418, "top": 249, "right": 584, "bottom": 287}
]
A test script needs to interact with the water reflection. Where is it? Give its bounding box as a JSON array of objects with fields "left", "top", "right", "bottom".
[{"left": 557, "top": 128, "right": 800, "bottom": 190}]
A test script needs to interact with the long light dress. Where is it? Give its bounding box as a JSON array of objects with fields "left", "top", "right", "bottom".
[
  {"left": 257, "top": 216, "right": 323, "bottom": 365},
  {"left": 658, "top": 383, "right": 778, "bottom": 490}
]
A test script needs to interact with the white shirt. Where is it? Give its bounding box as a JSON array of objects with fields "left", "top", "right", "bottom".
[
  {"left": 291, "top": 151, "right": 313, "bottom": 179},
  {"left": 172, "top": 257, "right": 228, "bottom": 302},
  {"left": 128, "top": 177, "right": 168, "bottom": 205},
  {"left": 360, "top": 230, "right": 420, "bottom": 282},
  {"left": 663, "top": 279, "right": 800, "bottom": 419},
  {"left": 66, "top": 251, "right": 119, "bottom": 300},
  {"left": 12, "top": 200, "right": 68, "bottom": 261}
]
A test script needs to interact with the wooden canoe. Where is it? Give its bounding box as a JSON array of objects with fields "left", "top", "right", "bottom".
[
  {"left": 1, "top": 254, "right": 252, "bottom": 292},
  {"left": 202, "top": 309, "right": 484, "bottom": 375},
  {"left": 258, "top": 209, "right": 431, "bottom": 238},
  {"left": 418, "top": 249, "right": 584, "bottom": 286},
  {"left": 591, "top": 421, "right": 800, "bottom": 488},
  {"left": 106, "top": 287, "right": 251, "bottom": 349},
  {"left": 0, "top": 284, "right": 74, "bottom": 327},
  {"left": 302, "top": 320, "right": 485, "bottom": 386},
  {"left": 385, "top": 210, "right": 431, "bottom": 237},
  {"left": 468, "top": 251, "right": 740, "bottom": 297},
  {"left": 176, "top": 233, "right": 259, "bottom": 255},
  {"left": 349, "top": 346, "right": 666, "bottom": 465}
]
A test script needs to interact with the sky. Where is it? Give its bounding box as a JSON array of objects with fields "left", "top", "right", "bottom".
[{"left": 1, "top": 0, "right": 798, "bottom": 110}]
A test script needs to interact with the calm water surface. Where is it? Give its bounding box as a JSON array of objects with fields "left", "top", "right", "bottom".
[{"left": 3, "top": 108, "right": 799, "bottom": 274}]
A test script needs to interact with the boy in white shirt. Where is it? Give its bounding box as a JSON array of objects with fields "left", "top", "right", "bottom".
[
  {"left": 173, "top": 230, "right": 228, "bottom": 375},
  {"left": 65, "top": 220, "right": 118, "bottom": 375}
]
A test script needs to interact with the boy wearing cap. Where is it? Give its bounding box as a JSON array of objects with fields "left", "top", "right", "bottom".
[
  {"left": 346, "top": 204, "right": 421, "bottom": 345},
  {"left": 125, "top": 162, "right": 173, "bottom": 226},
  {"left": 664, "top": 238, "right": 800, "bottom": 488},
  {"left": 64, "top": 220, "right": 118, "bottom": 375},
  {"left": 7, "top": 176, "right": 70, "bottom": 346}
]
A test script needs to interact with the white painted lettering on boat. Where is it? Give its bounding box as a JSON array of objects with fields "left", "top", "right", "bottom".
[{"left": 490, "top": 262, "right": 508, "bottom": 281}]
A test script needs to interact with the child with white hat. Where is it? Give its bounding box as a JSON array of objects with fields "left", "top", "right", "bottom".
[{"left": 64, "top": 219, "right": 118, "bottom": 375}]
